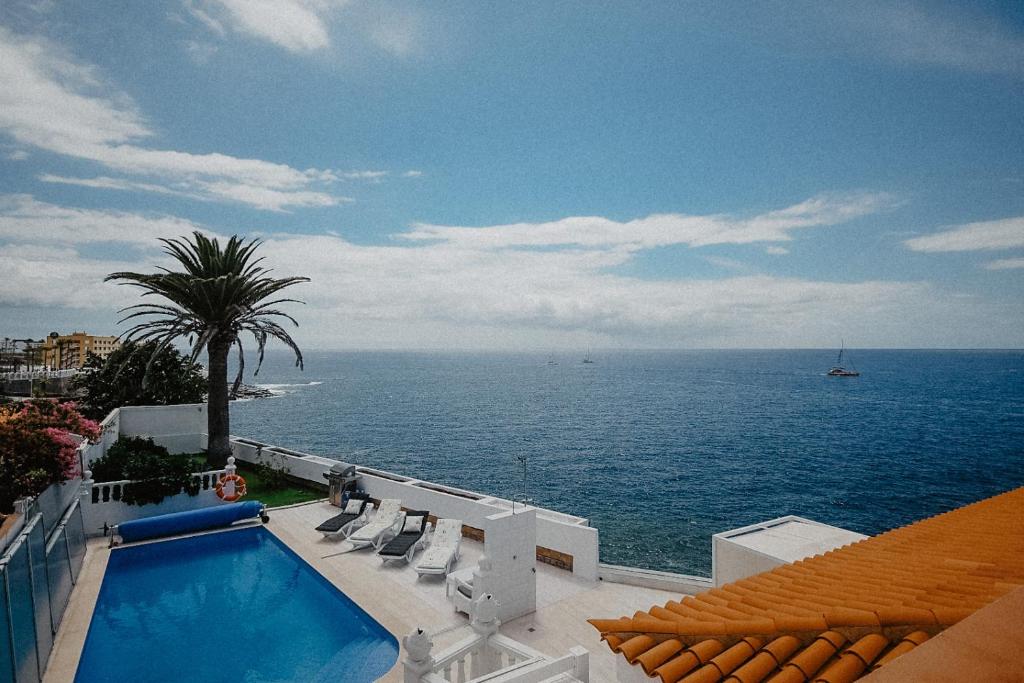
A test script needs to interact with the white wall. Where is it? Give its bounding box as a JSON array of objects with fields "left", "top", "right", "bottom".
[
  {"left": 118, "top": 404, "right": 207, "bottom": 454},
  {"left": 81, "top": 477, "right": 227, "bottom": 534},
  {"left": 232, "top": 437, "right": 601, "bottom": 580},
  {"left": 88, "top": 404, "right": 601, "bottom": 579},
  {"left": 477, "top": 508, "right": 537, "bottom": 622},
  {"left": 598, "top": 563, "right": 712, "bottom": 595}
]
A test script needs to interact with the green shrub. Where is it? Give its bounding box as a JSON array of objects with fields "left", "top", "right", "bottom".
[
  {"left": 89, "top": 436, "right": 202, "bottom": 506},
  {"left": 252, "top": 461, "right": 291, "bottom": 491}
]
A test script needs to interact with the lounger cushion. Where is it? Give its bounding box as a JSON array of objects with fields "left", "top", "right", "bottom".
[
  {"left": 343, "top": 499, "right": 363, "bottom": 514},
  {"left": 379, "top": 531, "right": 424, "bottom": 557},
  {"left": 315, "top": 511, "right": 359, "bottom": 533},
  {"left": 403, "top": 515, "right": 424, "bottom": 533}
]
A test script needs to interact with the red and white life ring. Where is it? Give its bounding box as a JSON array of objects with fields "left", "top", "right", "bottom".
[{"left": 215, "top": 473, "right": 247, "bottom": 502}]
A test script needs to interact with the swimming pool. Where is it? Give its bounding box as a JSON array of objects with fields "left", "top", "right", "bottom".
[{"left": 75, "top": 526, "right": 399, "bottom": 682}]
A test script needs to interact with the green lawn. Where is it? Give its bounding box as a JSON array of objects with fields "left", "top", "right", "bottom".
[
  {"left": 184, "top": 453, "right": 325, "bottom": 508},
  {"left": 232, "top": 462, "right": 325, "bottom": 508}
]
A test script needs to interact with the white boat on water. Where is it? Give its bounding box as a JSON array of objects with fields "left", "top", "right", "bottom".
[{"left": 828, "top": 341, "right": 859, "bottom": 376}]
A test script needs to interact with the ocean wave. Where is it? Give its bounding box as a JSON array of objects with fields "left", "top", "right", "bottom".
[{"left": 255, "top": 381, "right": 323, "bottom": 390}]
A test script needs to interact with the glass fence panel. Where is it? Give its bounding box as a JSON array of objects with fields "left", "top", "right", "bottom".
[
  {"left": 36, "top": 487, "right": 60, "bottom": 541},
  {"left": 64, "top": 504, "right": 86, "bottom": 583},
  {"left": 45, "top": 527, "right": 73, "bottom": 633},
  {"left": 27, "top": 521, "right": 52, "bottom": 674},
  {"left": 0, "top": 574, "right": 14, "bottom": 683},
  {"left": 5, "top": 540, "right": 40, "bottom": 683}
]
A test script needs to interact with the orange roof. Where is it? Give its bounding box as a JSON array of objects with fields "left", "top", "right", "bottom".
[{"left": 590, "top": 486, "right": 1024, "bottom": 683}]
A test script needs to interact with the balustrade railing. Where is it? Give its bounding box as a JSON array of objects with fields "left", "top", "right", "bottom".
[
  {"left": 408, "top": 628, "right": 587, "bottom": 683},
  {"left": 89, "top": 469, "right": 228, "bottom": 505}
]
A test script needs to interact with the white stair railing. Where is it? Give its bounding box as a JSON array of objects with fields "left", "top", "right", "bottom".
[{"left": 404, "top": 595, "right": 589, "bottom": 683}]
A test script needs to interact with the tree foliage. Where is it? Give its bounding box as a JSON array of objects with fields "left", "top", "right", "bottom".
[
  {"left": 0, "top": 400, "right": 99, "bottom": 514},
  {"left": 88, "top": 436, "right": 202, "bottom": 506},
  {"left": 105, "top": 232, "right": 308, "bottom": 465},
  {"left": 72, "top": 341, "right": 206, "bottom": 421}
]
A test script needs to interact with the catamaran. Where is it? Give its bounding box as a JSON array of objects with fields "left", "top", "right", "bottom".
[{"left": 828, "top": 341, "right": 860, "bottom": 376}]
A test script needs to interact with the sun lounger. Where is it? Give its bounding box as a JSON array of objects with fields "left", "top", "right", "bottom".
[
  {"left": 343, "top": 499, "right": 404, "bottom": 550},
  {"left": 378, "top": 510, "right": 431, "bottom": 564},
  {"left": 315, "top": 492, "right": 373, "bottom": 538},
  {"left": 415, "top": 518, "right": 463, "bottom": 577}
]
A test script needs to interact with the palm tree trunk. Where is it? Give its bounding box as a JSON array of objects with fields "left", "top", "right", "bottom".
[{"left": 206, "top": 338, "right": 232, "bottom": 467}]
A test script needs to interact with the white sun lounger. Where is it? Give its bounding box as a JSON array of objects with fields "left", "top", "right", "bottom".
[
  {"left": 415, "top": 518, "right": 463, "bottom": 578},
  {"left": 348, "top": 499, "right": 404, "bottom": 549},
  {"left": 322, "top": 499, "right": 404, "bottom": 557}
]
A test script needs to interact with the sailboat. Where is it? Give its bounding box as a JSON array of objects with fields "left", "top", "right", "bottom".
[
  {"left": 582, "top": 348, "right": 595, "bottom": 364},
  {"left": 828, "top": 341, "right": 859, "bottom": 377}
]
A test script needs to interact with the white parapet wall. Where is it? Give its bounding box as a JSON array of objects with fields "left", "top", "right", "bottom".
[
  {"left": 117, "top": 403, "right": 208, "bottom": 454},
  {"left": 598, "top": 563, "right": 713, "bottom": 595},
  {"left": 231, "top": 437, "right": 601, "bottom": 580},
  {"left": 712, "top": 515, "right": 867, "bottom": 586},
  {"left": 84, "top": 404, "right": 601, "bottom": 578},
  {"left": 81, "top": 470, "right": 229, "bottom": 535}
]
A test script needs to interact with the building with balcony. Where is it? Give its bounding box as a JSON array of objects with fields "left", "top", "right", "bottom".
[{"left": 41, "top": 331, "right": 120, "bottom": 369}]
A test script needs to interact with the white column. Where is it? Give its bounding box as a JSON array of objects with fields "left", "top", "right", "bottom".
[
  {"left": 402, "top": 628, "right": 435, "bottom": 683},
  {"left": 475, "top": 507, "right": 537, "bottom": 622}
]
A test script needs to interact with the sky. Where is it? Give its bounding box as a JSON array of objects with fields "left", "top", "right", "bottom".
[{"left": 1, "top": 0, "right": 1022, "bottom": 351}]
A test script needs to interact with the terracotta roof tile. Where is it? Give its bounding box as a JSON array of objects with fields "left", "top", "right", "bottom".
[
  {"left": 813, "top": 652, "right": 868, "bottom": 683},
  {"left": 724, "top": 651, "right": 781, "bottom": 683},
  {"left": 589, "top": 486, "right": 1024, "bottom": 683},
  {"left": 653, "top": 640, "right": 725, "bottom": 683},
  {"left": 785, "top": 632, "right": 846, "bottom": 678},
  {"left": 709, "top": 637, "right": 763, "bottom": 675},
  {"left": 680, "top": 665, "right": 728, "bottom": 683},
  {"left": 869, "top": 631, "right": 929, "bottom": 670},
  {"left": 615, "top": 634, "right": 657, "bottom": 661},
  {"left": 636, "top": 639, "right": 685, "bottom": 674}
]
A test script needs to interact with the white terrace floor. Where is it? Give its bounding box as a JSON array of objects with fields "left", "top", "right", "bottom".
[{"left": 46, "top": 499, "right": 685, "bottom": 683}]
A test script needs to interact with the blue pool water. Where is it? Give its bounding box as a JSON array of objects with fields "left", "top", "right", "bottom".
[
  {"left": 232, "top": 350, "right": 1024, "bottom": 576},
  {"left": 75, "top": 527, "right": 398, "bottom": 682}
]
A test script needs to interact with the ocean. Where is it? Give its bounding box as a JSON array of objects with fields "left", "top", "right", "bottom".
[{"left": 231, "top": 349, "right": 1024, "bottom": 576}]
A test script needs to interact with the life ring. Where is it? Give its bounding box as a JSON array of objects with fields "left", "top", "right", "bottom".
[{"left": 215, "top": 473, "right": 247, "bottom": 502}]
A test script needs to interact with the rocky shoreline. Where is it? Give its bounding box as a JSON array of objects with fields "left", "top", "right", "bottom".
[{"left": 230, "top": 384, "right": 276, "bottom": 400}]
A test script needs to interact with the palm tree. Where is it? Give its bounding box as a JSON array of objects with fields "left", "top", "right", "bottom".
[{"left": 106, "top": 232, "right": 309, "bottom": 466}]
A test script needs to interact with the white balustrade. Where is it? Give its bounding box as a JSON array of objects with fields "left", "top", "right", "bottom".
[
  {"left": 404, "top": 595, "right": 589, "bottom": 683},
  {"left": 81, "top": 469, "right": 231, "bottom": 533}
]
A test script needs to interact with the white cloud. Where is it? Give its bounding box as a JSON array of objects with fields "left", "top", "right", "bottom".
[
  {"left": 985, "top": 258, "right": 1024, "bottom": 271},
  {"left": 404, "top": 192, "right": 896, "bottom": 251},
  {"left": 765, "top": 246, "right": 789, "bottom": 255},
  {"left": 250, "top": 233, "right": 1018, "bottom": 349},
  {"left": 192, "top": 0, "right": 339, "bottom": 53},
  {"left": 38, "top": 174, "right": 199, "bottom": 199},
  {"left": 183, "top": 40, "right": 219, "bottom": 64},
  {"left": 0, "top": 194, "right": 212, "bottom": 246},
  {"left": 0, "top": 244, "right": 136, "bottom": 309},
  {"left": 731, "top": 2, "right": 1024, "bottom": 77},
  {"left": 339, "top": 170, "right": 388, "bottom": 181},
  {"left": 368, "top": 11, "right": 421, "bottom": 57},
  {"left": 0, "top": 26, "right": 341, "bottom": 210},
  {"left": 182, "top": 0, "right": 225, "bottom": 37},
  {"left": 703, "top": 256, "right": 748, "bottom": 272},
  {"left": 845, "top": 2, "right": 1024, "bottom": 76},
  {"left": 904, "top": 216, "right": 1024, "bottom": 252},
  {"left": 402, "top": 170, "right": 423, "bottom": 178},
  {"left": 2, "top": 196, "right": 1019, "bottom": 349}
]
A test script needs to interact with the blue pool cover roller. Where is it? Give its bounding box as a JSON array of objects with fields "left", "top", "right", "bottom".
[{"left": 117, "top": 501, "right": 267, "bottom": 543}]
